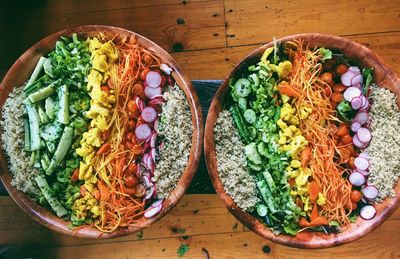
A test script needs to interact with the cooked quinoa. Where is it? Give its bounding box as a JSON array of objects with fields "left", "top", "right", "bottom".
[
  {"left": 153, "top": 84, "right": 192, "bottom": 199},
  {"left": 214, "top": 110, "right": 258, "bottom": 211},
  {"left": 366, "top": 85, "right": 400, "bottom": 201},
  {"left": 1, "top": 86, "right": 40, "bottom": 196}
]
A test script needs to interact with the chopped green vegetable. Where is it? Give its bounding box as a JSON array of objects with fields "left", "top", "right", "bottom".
[
  {"left": 177, "top": 244, "right": 190, "bottom": 257},
  {"left": 46, "top": 126, "right": 73, "bottom": 175},
  {"left": 26, "top": 105, "right": 41, "bottom": 151},
  {"left": 25, "top": 57, "right": 47, "bottom": 89},
  {"left": 35, "top": 175, "right": 68, "bottom": 217},
  {"left": 57, "top": 84, "right": 69, "bottom": 125}
]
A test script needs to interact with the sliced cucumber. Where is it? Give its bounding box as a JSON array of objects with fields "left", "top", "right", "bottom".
[
  {"left": 234, "top": 78, "right": 251, "bottom": 97},
  {"left": 238, "top": 97, "right": 247, "bottom": 110},
  {"left": 256, "top": 203, "right": 268, "bottom": 217},
  {"left": 244, "top": 142, "right": 262, "bottom": 165},
  {"left": 243, "top": 109, "right": 256, "bottom": 124},
  {"left": 248, "top": 161, "right": 262, "bottom": 171},
  {"left": 257, "top": 142, "right": 269, "bottom": 157}
]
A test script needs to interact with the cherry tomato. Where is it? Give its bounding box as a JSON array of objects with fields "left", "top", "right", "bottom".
[
  {"left": 140, "top": 67, "right": 151, "bottom": 80},
  {"left": 134, "top": 184, "right": 146, "bottom": 197},
  {"left": 126, "top": 141, "right": 135, "bottom": 149},
  {"left": 128, "top": 120, "right": 136, "bottom": 131},
  {"left": 125, "top": 187, "right": 137, "bottom": 195},
  {"left": 350, "top": 190, "right": 362, "bottom": 203},
  {"left": 126, "top": 175, "right": 139, "bottom": 188},
  {"left": 323, "top": 85, "right": 332, "bottom": 97},
  {"left": 143, "top": 54, "right": 153, "bottom": 66},
  {"left": 333, "top": 84, "right": 347, "bottom": 93},
  {"left": 348, "top": 156, "right": 356, "bottom": 169},
  {"left": 321, "top": 72, "right": 333, "bottom": 85},
  {"left": 341, "top": 134, "right": 353, "bottom": 145},
  {"left": 336, "top": 124, "right": 349, "bottom": 137},
  {"left": 127, "top": 100, "right": 140, "bottom": 118},
  {"left": 331, "top": 92, "right": 343, "bottom": 103},
  {"left": 335, "top": 64, "right": 348, "bottom": 75},
  {"left": 128, "top": 163, "right": 137, "bottom": 174}
]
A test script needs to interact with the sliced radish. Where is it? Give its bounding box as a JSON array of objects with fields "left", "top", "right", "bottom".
[
  {"left": 135, "top": 124, "right": 152, "bottom": 140},
  {"left": 354, "top": 157, "right": 369, "bottom": 171},
  {"left": 149, "top": 95, "right": 165, "bottom": 106},
  {"left": 348, "top": 66, "right": 361, "bottom": 74},
  {"left": 146, "top": 71, "right": 162, "bottom": 88},
  {"left": 135, "top": 96, "right": 145, "bottom": 112},
  {"left": 144, "top": 86, "right": 162, "bottom": 99},
  {"left": 141, "top": 107, "right": 158, "bottom": 123},
  {"left": 361, "top": 97, "right": 370, "bottom": 110},
  {"left": 150, "top": 133, "right": 157, "bottom": 148},
  {"left": 351, "top": 121, "right": 361, "bottom": 133},
  {"left": 160, "top": 64, "right": 173, "bottom": 75},
  {"left": 357, "top": 128, "right": 371, "bottom": 143},
  {"left": 363, "top": 185, "right": 379, "bottom": 200},
  {"left": 154, "top": 118, "right": 159, "bottom": 132},
  {"left": 343, "top": 86, "right": 362, "bottom": 102},
  {"left": 141, "top": 174, "right": 152, "bottom": 188},
  {"left": 150, "top": 199, "right": 164, "bottom": 208},
  {"left": 349, "top": 171, "right": 366, "bottom": 186},
  {"left": 166, "top": 75, "right": 174, "bottom": 86},
  {"left": 354, "top": 111, "right": 369, "bottom": 125},
  {"left": 356, "top": 168, "right": 370, "bottom": 176},
  {"left": 359, "top": 152, "right": 370, "bottom": 160},
  {"left": 145, "top": 185, "right": 155, "bottom": 200},
  {"left": 351, "top": 74, "right": 363, "bottom": 86},
  {"left": 360, "top": 205, "right": 376, "bottom": 220},
  {"left": 151, "top": 147, "right": 157, "bottom": 162},
  {"left": 144, "top": 204, "right": 162, "bottom": 218},
  {"left": 353, "top": 134, "right": 366, "bottom": 148},
  {"left": 341, "top": 71, "right": 356, "bottom": 87},
  {"left": 351, "top": 96, "right": 362, "bottom": 110}
]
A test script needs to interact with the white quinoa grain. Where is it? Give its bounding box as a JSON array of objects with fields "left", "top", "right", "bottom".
[
  {"left": 214, "top": 110, "right": 258, "bottom": 211},
  {"left": 1, "top": 86, "right": 40, "bottom": 196},
  {"left": 366, "top": 85, "right": 400, "bottom": 201}
]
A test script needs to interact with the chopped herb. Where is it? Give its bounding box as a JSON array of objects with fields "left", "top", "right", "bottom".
[{"left": 177, "top": 244, "right": 190, "bottom": 257}]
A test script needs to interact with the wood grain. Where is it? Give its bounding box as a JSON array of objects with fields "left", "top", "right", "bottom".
[
  {"left": 0, "top": 195, "right": 241, "bottom": 247},
  {"left": 0, "top": 0, "right": 226, "bottom": 73},
  {"left": 225, "top": 0, "right": 400, "bottom": 46},
  {"left": 0, "top": 25, "right": 203, "bottom": 239},
  {"left": 21, "top": 210, "right": 400, "bottom": 258},
  {"left": 204, "top": 33, "right": 400, "bottom": 248},
  {"left": 172, "top": 32, "right": 400, "bottom": 80}
]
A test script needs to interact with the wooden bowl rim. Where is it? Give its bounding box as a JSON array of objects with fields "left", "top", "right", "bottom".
[
  {"left": 204, "top": 33, "right": 400, "bottom": 249},
  {"left": 0, "top": 25, "right": 203, "bottom": 239}
]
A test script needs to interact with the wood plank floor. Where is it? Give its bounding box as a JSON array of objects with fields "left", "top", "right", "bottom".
[{"left": 1, "top": 0, "right": 400, "bottom": 258}]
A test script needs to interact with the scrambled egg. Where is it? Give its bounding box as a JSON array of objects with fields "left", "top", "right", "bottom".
[
  {"left": 73, "top": 38, "right": 118, "bottom": 221},
  {"left": 76, "top": 38, "right": 118, "bottom": 181}
]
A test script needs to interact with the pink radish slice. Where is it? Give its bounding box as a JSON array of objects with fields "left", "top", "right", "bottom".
[
  {"left": 135, "top": 124, "right": 152, "bottom": 140},
  {"left": 141, "top": 107, "right": 158, "bottom": 123},
  {"left": 141, "top": 175, "right": 152, "bottom": 188},
  {"left": 361, "top": 97, "right": 370, "bottom": 110},
  {"left": 356, "top": 168, "right": 370, "bottom": 176},
  {"left": 353, "top": 134, "right": 366, "bottom": 148},
  {"left": 160, "top": 64, "right": 173, "bottom": 75},
  {"left": 357, "top": 127, "right": 371, "bottom": 143},
  {"left": 145, "top": 185, "right": 155, "bottom": 200},
  {"left": 343, "top": 86, "right": 362, "bottom": 102},
  {"left": 136, "top": 163, "right": 147, "bottom": 179},
  {"left": 151, "top": 147, "right": 157, "bottom": 162},
  {"left": 135, "top": 97, "right": 145, "bottom": 112},
  {"left": 363, "top": 185, "right": 379, "bottom": 200},
  {"left": 166, "top": 75, "right": 174, "bottom": 86},
  {"left": 146, "top": 71, "right": 162, "bottom": 88},
  {"left": 151, "top": 199, "right": 163, "bottom": 208},
  {"left": 351, "top": 121, "right": 361, "bottom": 132},
  {"left": 154, "top": 118, "right": 159, "bottom": 132},
  {"left": 351, "top": 96, "right": 362, "bottom": 110},
  {"left": 354, "top": 111, "right": 369, "bottom": 125},
  {"left": 150, "top": 133, "right": 157, "bottom": 148},
  {"left": 348, "top": 66, "right": 361, "bottom": 74},
  {"left": 359, "top": 152, "right": 370, "bottom": 160},
  {"left": 144, "top": 204, "right": 162, "bottom": 218},
  {"left": 349, "top": 171, "right": 366, "bottom": 186},
  {"left": 144, "top": 86, "right": 162, "bottom": 99},
  {"left": 351, "top": 74, "right": 363, "bottom": 86},
  {"left": 354, "top": 157, "right": 369, "bottom": 171},
  {"left": 149, "top": 96, "right": 165, "bottom": 106},
  {"left": 360, "top": 205, "right": 376, "bottom": 220},
  {"left": 341, "top": 71, "right": 356, "bottom": 86}
]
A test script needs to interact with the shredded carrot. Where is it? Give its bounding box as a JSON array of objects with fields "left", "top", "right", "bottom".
[
  {"left": 286, "top": 40, "right": 352, "bottom": 228},
  {"left": 89, "top": 36, "right": 162, "bottom": 232}
]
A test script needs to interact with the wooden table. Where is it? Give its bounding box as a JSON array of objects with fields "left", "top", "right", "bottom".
[{"left": 1, "top": 0, "right": 400, "bottom": 258}]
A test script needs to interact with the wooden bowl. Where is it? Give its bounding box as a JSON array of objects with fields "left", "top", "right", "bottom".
[
  {"left": 0, "top": 25, "right": 203, "bottom": 238},
  {"left": 204, "top": 33, "right": 400, "bottom": 248}
]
